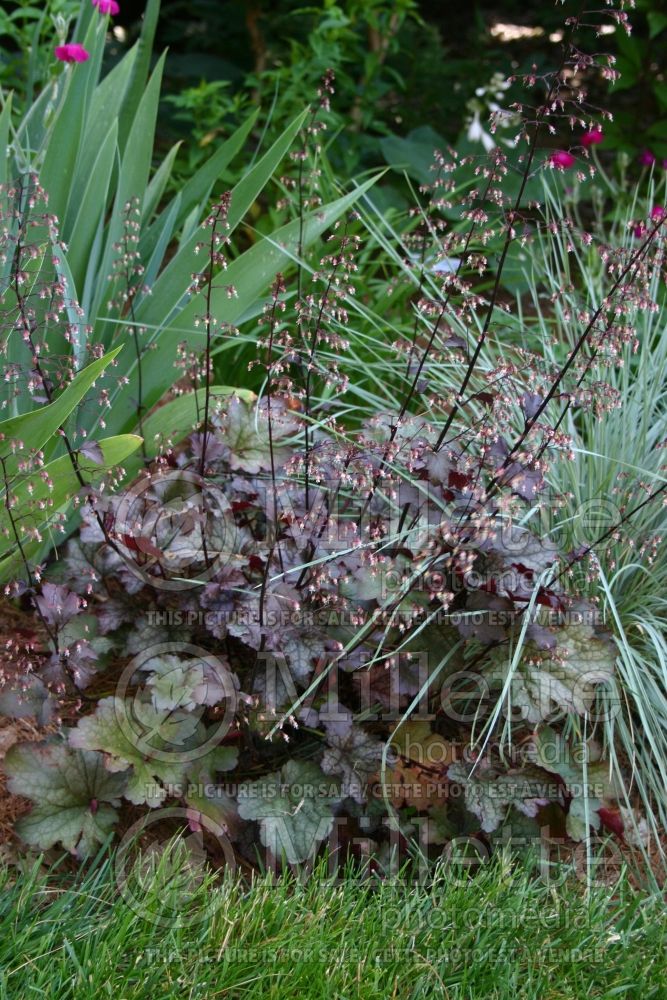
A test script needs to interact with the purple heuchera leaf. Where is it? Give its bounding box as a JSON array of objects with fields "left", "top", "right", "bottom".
[
  {"left": 521, "top": 393, "right": 543, "bottom": 421},
  {"left": 65, "top": 641, "right": 100, "bottom": 689},
  {"left": 500, "top": 461, "right": 545, "bottom": 500},
  {"left": 526, "top": 622, "right": 559, "bottom": 650},
  {"left": 97, "top": 598, "right": 133, "bottom": 634},
  {"left": 34, "top": 583, "right": 81, "bottom": 627},
  {"left": 423, "top": 449, "right": 451, "bottom": 484},
  {"left": 486, "top": 436, "right": 509, "bottom": 466},
  {"left": 455, "top": 592, "right": 515, "bottom": 644},
  {"left": 189, "top": 432, "right": 226, "bottom": 465},
  {"left": 513, "top": 469, "right": 545, "bottom": 501},
  {"left": 320, "top": 710, "right": 390, "bottom": 803},
  {"left": 79, "top": 504, "right": 107, "bottom": 544}
]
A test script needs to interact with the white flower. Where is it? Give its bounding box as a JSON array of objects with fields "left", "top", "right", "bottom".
[{"left": 467, "top": 110, "right": 496, "bottom": 152}]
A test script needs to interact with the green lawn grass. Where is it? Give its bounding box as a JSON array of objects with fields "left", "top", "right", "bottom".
[{"left": 1, "top": 848, "right": 665, "bottom": 999}]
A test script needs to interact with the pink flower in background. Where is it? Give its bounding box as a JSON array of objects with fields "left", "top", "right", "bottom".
[
  {"left": 633, "top": 207, "right": 665, "bottom": 238},
  {"left": 54, "top": 43, "right": 89, "bottom": 63},
  {"left": 92, "top": 0, "right": 120, "bottom": 14},
  {"left": 638, "top": 149, "right": 656, "bottom": 166},
  {"left": 549, "top": 150, "right": 576, "bottom": 169},
  {"left": 581, "top": 128, "right": 604, "bottom": 147}
]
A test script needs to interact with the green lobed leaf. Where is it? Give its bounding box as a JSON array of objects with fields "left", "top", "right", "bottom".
[
  {"left": 185, "top": 750, "right": 240, "bottom": 838},
  {"left": 530, "top": 725, "right": 619, "bottom": 842},
  {"left": 69, "top": 696, "right": 194, "bottom": 808},
  {"left": 380, "top": 126, "right": 448, "bottom": 185},
  {"left": 447, "top": 761, "right": 554, "bottom": 833},
  {"left": 484, "top": 619, "right": 616, "bottom": 725},
  {"left": 4, "top": 741, "right": 126, "bottom": 856},
  {"left": 237, "top": 759, "right": 341, "bottom": 863},
  {"left": 320, "top": 714, "right": 387, "bottom": 804}
]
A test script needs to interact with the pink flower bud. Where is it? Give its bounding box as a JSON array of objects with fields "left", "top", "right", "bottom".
[
  {"left": 549, "top": 150, "right": 576, "bottom": 169},
  {"left": 633, "top": 222, "right": 646, "bottom": 238},
  {"left": 581, "top": 128, "right": 603, "bottom": 147},
  {"left": 92, "top": 0, "right": 120, "bottom": 14},
  {"left": 638, "top": 149, "right": 656, "bottom": 167},
  {"left": 651, "top": 205, "right": 666, "bottom": 221},
  {"left": 54, "top": 43, "right": 90, "bottom": 63}
]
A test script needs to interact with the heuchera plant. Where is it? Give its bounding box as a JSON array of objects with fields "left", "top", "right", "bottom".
[{"left": 2, "top": 0, "right": 665, "bottom": 871}]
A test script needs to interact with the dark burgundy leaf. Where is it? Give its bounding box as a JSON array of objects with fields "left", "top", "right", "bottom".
[
  {"left": 474, "top": 391, "right": 494, "bottom": 407},
  {"left": 247, "top": 554, "right": 265, "bottom": 573},
  {"left": 448, "top": 469, "right": 471, "bottom": 491},
  {"left": 500, "top": 462, "right": 545, "bottom": 500},
  {"left": 120, "top": 534, "right": 163, "bottom": 560},
  {"left": 535, "top": 589, "right": 565, "bottom": 610},
  {"left": 510, "top": 563, "right": 536, "bottom": 579},
  {"left": 598, "top": 806, "right": 624, "bottom": 839}
]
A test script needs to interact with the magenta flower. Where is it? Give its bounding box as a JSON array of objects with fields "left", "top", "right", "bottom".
[
  {"left": 581, "top": 128, "right": 603, "bottom": 147},
  {"left": 549, "top": 150, "right": 576, "bottom": 169},
  {"left": 92, "top": 0, "right": 120, "bottom": 14},
  {"left": 634, "top": 207, "right": 665, "bottom": 237},
  {"left": 54, "top": 43, "right": 89, "bottom": 63},
  {"left": 638, "top": 149, "right": 656, "bottom": 167}
]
